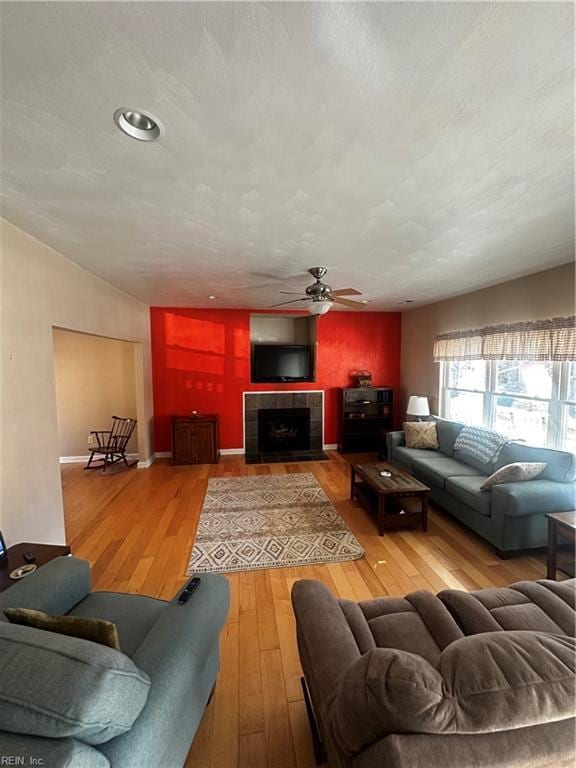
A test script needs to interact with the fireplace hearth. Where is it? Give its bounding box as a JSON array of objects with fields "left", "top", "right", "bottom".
[{"left": 258, "top": 408, "right": 310, "bottom": 453}]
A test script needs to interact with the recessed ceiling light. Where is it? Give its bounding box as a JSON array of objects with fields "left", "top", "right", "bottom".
[
  {"left": 208, "top": 295, "right": 217, "bottom": 300},
  {"left": 113, "top": 108, "right": 162, "bottom": 142}
]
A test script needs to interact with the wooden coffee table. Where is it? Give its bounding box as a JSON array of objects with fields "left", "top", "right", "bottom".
[
  {"left": 351, "top": 462, "right": 430, "bottom": 535},
  {"left": 546, "top": 512, "right": 576, "bottom": 580}
]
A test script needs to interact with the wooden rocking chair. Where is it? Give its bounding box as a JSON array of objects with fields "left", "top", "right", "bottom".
[{"left": 84, "top": 416, "right": 137, "bottom": 473}]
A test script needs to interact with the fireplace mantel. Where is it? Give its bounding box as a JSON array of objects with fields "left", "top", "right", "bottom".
[{"left": 243, "top": 390, "right": 324, "bottom": 455}]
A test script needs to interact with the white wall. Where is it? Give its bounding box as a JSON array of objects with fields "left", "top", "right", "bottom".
[{"left": 0, "top": 218, "right": 153, "bottom": 545}]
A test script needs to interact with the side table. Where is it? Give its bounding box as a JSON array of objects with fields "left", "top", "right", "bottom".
[
  {"left": 546, "top": 512, "right": 576, "bottom": 580},
  {"left": 0, "top": 542, "right": 71, "bottom": 594}
]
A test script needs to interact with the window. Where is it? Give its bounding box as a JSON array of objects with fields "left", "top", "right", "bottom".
[
  {"left": 442, "top": 361, "right": 486, "bottom": 425},
  {"left": 441, "top": 360, "right": 576, "bottom": 450},
  {"left": 560, "top": 362, "right": 576, "bottom": 451}
]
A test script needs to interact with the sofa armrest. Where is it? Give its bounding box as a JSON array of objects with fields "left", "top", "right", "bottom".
[
  {"left": 0, "top": 556, "right": 91, "bottom": 618},
  {"left": 100, "top": 574, "right": 230, "bottom": 768},
  {"left": 291, "top": 580, "right": 361, "bottom": 712},
  {"left": 492, "top": 480, "right": 576, "bottom": 518},
  {"left": 0, "top": 733, "right": 109, "bottom": 768},
  {"left": 387, "top": 431, "right": 405, "bottom": 451},
  {"left": 130, "top": 574, "right": 230, "bottom": 675}
]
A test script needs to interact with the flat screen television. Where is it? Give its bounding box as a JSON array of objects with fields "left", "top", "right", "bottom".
[{"left": 251, "top": 344, "right": 312, "bottom": 383}]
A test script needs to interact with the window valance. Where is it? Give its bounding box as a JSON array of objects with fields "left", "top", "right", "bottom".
[{"left": 433, "top": 316, "right": 576, "bottom": 362}]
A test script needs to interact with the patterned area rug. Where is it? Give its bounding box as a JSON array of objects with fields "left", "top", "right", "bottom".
[{"left": 187, "top": 473, "right": 363, "bottom": 574}]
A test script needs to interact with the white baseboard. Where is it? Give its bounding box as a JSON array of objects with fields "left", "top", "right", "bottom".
[
  {"left": 64, "top": 445, "right": 337, "bottom": 467},
  {"left": 60, "top": 453, "right": 140, "bottom": 464}
]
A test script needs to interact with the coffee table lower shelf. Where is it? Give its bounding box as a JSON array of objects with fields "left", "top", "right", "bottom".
[{"left": 350, "top": 464, "right": 429, "bottom": 536}]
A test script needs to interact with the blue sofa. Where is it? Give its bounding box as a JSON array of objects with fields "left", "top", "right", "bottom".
[
  {"left": 387, "top": 417, "right": 576, "bottom": 556},
  {"left": 0, "top": 557, "right": 230, "bottom": 767}
]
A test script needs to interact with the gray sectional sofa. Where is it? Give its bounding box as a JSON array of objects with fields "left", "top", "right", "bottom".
[
  {"left": 0, "top": 557, "right": 230, "bottom": 767},
  {"left": 387, "top": 417, "right": 576, "bottom": 556},
  {"left": 292, "top": 577, "right": 576, "bottom": 768}
]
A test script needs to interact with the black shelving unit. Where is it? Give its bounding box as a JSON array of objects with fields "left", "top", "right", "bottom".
[{"left": 339, "top": 387, "right": 394, "bottom": 453}]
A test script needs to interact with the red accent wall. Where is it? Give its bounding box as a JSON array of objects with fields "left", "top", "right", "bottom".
[{"left": 150, "top": 308, "right": 401, "bottom": 451}]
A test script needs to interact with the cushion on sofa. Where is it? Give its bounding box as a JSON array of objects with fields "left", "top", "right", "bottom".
[
  {"left": 404, "top": 421, "right": 439, "bottom": 449},
  {"left": 495, "top": 443, "right": 576, "bottom": 483},
  {"left": 453, "top": 451, "right": 496, "bottom": 475},
  {"left": 69, "top": 592, "right": 167, "bottom": 657},
  {"left": 445, "top": 476, "right": 493, "bottom": 516},
  {"left": 440, "top": 631, "right": 575, "bottom": 730},
  {"left": 411, "top": 457, "right": 481, "bottom": 489},
  {"left": 432, "top": 417, "right": 465, "bottom": 455},
  {"left": 0, "top": 621, "right": 151, "bottom": 744},
  {"left": 453, "top": 425, "right": 507, "bottom": 474},
  {"left": 439, "top": 580, "right": 576, "bottom": 637},
  {"left": 0, "top": 732, "right": 110, "bottom": 768},
  {"left": 392, "top": 446, "right": 445, "bottom": 469},
  {"left": 332, "top": 631, "right": 575, "bottom": 755},
  {"left": 480, "top": 462, "right": 547, "bottom": 490},
  {"left": 454, "top": 425, "right": 507, "bottom": 464}
]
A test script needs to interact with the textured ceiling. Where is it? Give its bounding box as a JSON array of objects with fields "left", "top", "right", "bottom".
[{"left": 0, "top": 1, "right": 574, "bottom": 309}]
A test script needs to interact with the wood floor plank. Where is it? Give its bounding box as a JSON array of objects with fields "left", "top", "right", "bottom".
[
  {"left": 209, "top": 622, "right": 239, "bottom": 768},
  {"left": 239, "top": 731, "right": 268, "bottom": 768},
  {"left": 261, "top": 648, "right": 297, "bottom": 768},
  {"left": 61, "top": 454, "right": 545, "bottom": 768},
  {"left": 255, "top": 570, "right": 280, "bottom": 651},
  {"left": 288, "top": 700, "right": 317, "bottom": 768},
  {"left": 238, "top": 606, "right": 265, "bottom": 736}
]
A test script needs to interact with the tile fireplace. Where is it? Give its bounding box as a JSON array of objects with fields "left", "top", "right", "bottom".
[{"left": 244, "top": 391, "right": 323, "bottom": 458}]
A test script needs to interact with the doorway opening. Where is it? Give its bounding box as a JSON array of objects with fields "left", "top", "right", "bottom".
[{"left": 52, "top": 328, "right": 141, "bottom": 465}]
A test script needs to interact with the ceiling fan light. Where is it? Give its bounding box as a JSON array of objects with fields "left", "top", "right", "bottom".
[{"left": 308, "top": 300, "right": 333, "bottom": 315}]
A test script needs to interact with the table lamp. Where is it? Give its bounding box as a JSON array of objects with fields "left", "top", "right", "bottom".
[{"left": 406, "top": 395, "right": 430, "bottom": 421}]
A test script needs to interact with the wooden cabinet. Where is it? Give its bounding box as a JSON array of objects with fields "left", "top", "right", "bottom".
[
  {"left": 171, "top": 415, "right": 219, "bottom": 464},
  {"left": 339, "top": 387, "right": 394, "bottom": 453}
]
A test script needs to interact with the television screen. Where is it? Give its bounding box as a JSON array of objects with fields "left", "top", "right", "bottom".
[{"left": 251, "top": 345, "right": 312, "bottom": 383}]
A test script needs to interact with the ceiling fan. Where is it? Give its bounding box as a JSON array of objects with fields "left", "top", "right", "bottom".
[{"left": 270, "top": 267, "right": 368, "bottom": 315}]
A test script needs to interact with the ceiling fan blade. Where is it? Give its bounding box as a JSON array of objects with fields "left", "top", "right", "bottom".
[
  {"left": 279, "top": 291, "right": 306, "bottom": 295},
  {"left": 331, "top": 288, "right": 362, "bottom": 296},
  {"left": 269, "top": 298, "right": 309, "bottom": 308},
  {"left": 333, "top": 297, "right": 367, "bottom": 308}
]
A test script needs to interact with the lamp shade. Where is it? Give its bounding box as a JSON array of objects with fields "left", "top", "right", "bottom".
[
  {"left": 308, "top": 300, "right": 333, "bottom": 316},
  {"left": 406, "top": 395, "right": 430, "bottom": 417}
]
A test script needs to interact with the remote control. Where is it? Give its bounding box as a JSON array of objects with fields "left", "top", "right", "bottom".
[{"left": 178, "top": 577, "right": 201, "bottom": 604}]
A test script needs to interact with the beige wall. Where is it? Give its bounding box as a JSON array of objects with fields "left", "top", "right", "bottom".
[
  {"left": 53, "top": 330, "right": 138, "bottom": 457},
  {"left": 0, "top": 218, "right": 153, "bottom": 546},
  {"left": 401, "top": 262, "right": 576, "bottom": 414}
]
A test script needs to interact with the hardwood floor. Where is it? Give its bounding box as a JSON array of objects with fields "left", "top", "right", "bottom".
[{"left": 61, "top": 453, "right": 546, "bottom": 768}]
